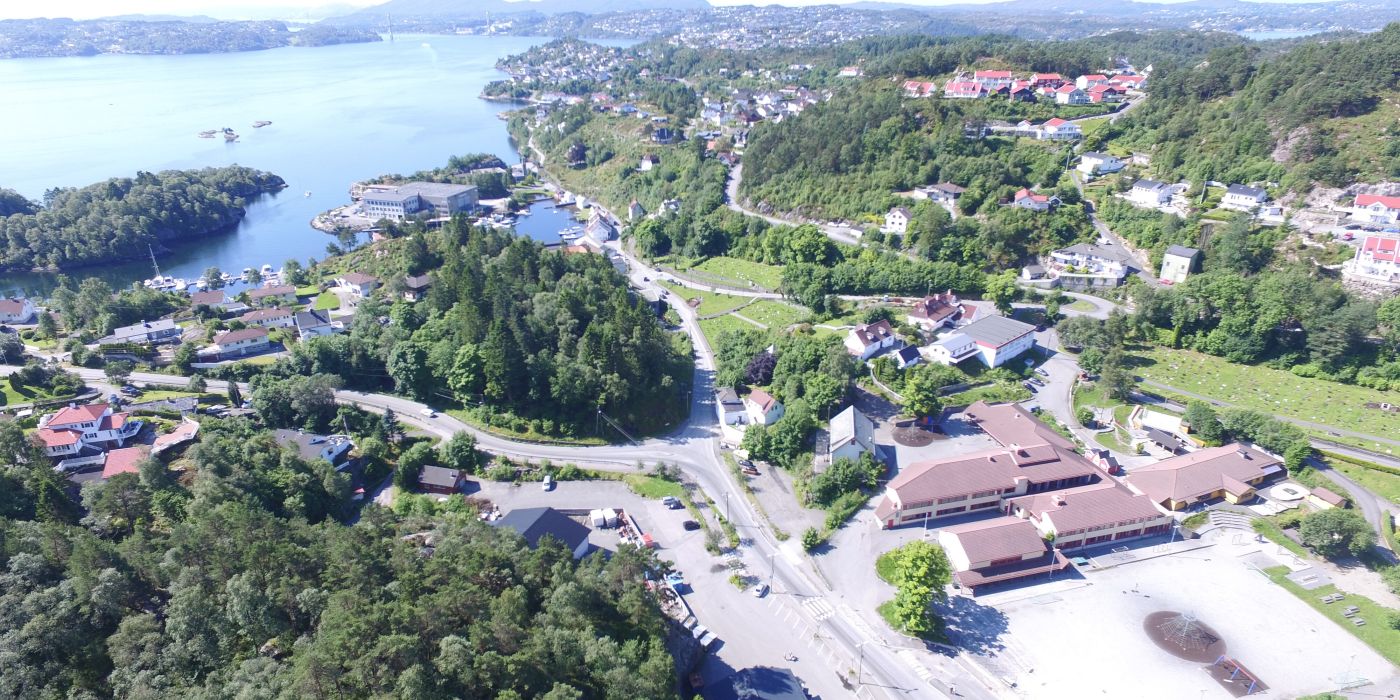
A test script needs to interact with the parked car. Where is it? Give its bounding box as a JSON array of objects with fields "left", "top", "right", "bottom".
[
  {"left": 1029, "top": 377, "right": 1045, "bottom": 387},
  {"left": 661, "top": 496, "right": 681, "bottom": 509},
  {"left": 737, "top": 458, "right": 754, "bottom": 469},
  {"left": 419, "top": 407, "right": 436, "bottom": 418},
  {"left": 1034, "top": 368, "right": 1050, "bottom": 378},
  {"left": 752, "top": 583, "right": 769, "bottom": 598},
  {"left": 682, "top": 520, "right": 701, "bottom": 531},
  {"left": 1023, "top": 382, "right": 1038, "bottom": 394},
  {"left": 542, "top": 475, "right": 554, "bottom": 491}
]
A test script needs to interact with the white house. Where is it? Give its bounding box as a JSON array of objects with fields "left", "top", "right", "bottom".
[
  {"left": 1128, "top": 179, "right": 1173, "bottom": 208},
  {"left": 828, "top": 406, "right": 877, "bottom": 464},
  {"left": 101, "top": 318, "right": 182, "bottom": 345},
  {"left": 198, "top": 327, "right": 270, "bottom": 360},
  {"left": 295, "top": 309, "right": 341, "bottom": 339},
  {"left": 958, "top": 315, "right": 1037, "bottom": 368},
  {"left": 1054, "top": 85, "right": 1089, "bottom": 105},
  {"left": 845, "top": 320, "right": 898, "bottom": 360},
  {"left": 1077, "top": 152, "right": 1125, "bottom": 176},
  {"left": 943, "top": 80, "right": 985, "bottom": 99},
  {"left": 36, "top": 403, "right": 141, "bottom": 458},
  {"left": 1075, "top": 74, "right": 1109, "bottom": 90},
  {"left": 919, "top": 183, "right": 965, "bottom": 203},
  {"left": 1351, "top": 194, "right": 1400, "bottom": 225},
  {"left": 1343, "top": 234, "right": 1400, "bottom": 285},
  {"left": 1038, "top": 118, "right": 1081, "bottom": 141},
  {"left": 925, "top": 331, "right": 978, "bottom": 366},
  {"left": 906, "top": 291, "right": 962, "bottom": 331},
  {"left": 1221, "top": 184, "right": 1268, "bottom": 212},
  {"left": 1049, "top": 243, "right": 1132, "bottom": 287},
  {"left": 0, "top": 298, "right": 35, "bottom": 324},
  {"left": 716, "top": 387, "right": 746, "bottom": 425},
  {"left": 239, "top": 307, "right": 296, "bottom": 329},
  {"left": 884, "top": 207, "right": 912, "bottom": 235},
  {"left": 1159, "top": 245, "right": 1200, "bottom": 284},
  {"left": 744, "top": 388, "right": 785, "bottom": 426},
  {"left": 247, "top": 285, "right": 298, "bottom": 306},
  {"left": 1012, "top": 189, "right": 1056, "bottom": 212},
  {"left": 894, "top": 345, "right": 922, "bottom": 369},
  {"left": 335, "top": 272, "right": 380, "bottom": 298}
]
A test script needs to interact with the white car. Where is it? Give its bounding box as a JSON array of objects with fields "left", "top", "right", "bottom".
[
  {"left": 420, "top": 408, "right": 436, "bottom": 418},
  {"left": 542, "top": 475, "right": 554, "bottom": 491}
]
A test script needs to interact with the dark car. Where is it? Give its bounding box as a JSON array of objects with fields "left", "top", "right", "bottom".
[{"left": 682, "top": 520, "right": 701, "bottom": 531}]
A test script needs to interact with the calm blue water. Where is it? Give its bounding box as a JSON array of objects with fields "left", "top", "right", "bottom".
[{"left": 0, "top": 34, "right": 626, "bottom": 297}]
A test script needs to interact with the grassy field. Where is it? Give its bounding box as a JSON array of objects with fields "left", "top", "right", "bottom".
[
  {"left": 698, "top": 316, "right": 762, "bottom": 347},
  {"left": 739, "top": 299, "right": 806, "bottom": 329},
  {"left": 622, "top": 473, "right": 684, "bottom": 499},
  {"left": 313, "top": 291, "right": 340, "bottom": 311},
  {"left": 1066, "top": 299, "right": 1097, "bottom": 312},
  {"left": 295, "top": 285, "right": 321, "bottom": 297},
  {"left": 131, "top": 389, "right": 209, "bottom": 403},
  {"left": 445, "top": 408, "right": 609, "bottom": 447},
  {"left": 1132, "top": 346, "right": 1400, "bottom": 443},
  {"left": 1326, "top": 459, "right": 1400, "bottom": 504},
  {"left": 690, "top": 257, "right": 784, "bottom": 290},
  {"left": 658, "top": 281, "right": 751, "bottom": 316},
  {"left": 944, "top": 382, "right": 1032, "bottom": 407},
  {"left": 1264, "top": 565, "right": 1400, "bottom": 666}
]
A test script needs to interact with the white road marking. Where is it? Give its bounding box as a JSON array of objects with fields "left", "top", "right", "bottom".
[{"left": 802, "top": 597, "right": 835, "bottom": 621}]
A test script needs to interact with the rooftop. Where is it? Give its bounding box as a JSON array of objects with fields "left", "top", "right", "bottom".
[
  {"left": 1226, "top": 184, "right": 1267, "bottom": 199},
  {"left": 829, "top": 405, "right": 875, "bottom": 455},
  {"left": 887, "top": 443, "right": 1100, "bottom": 505},
  {"left": 419, "top": 465, "right": 461, "bottom": 489},
  {"left": 959, "top": 315, "right": 1036, "bottom": 348},
  {"left": 101, "top": 446, "right": 149, "bottom": 479},
  {"left": 111, "top": 318, "right": 178, "bottom": 337},
  {"left": 494, "top": 507, "right": 590, "bottom": 552},
  {"left": 942, "top": 516, "right": 1048, "bottom": 563},
  {"left": 1125, "top": 443, "right": 1282, "bottom": 505},
  {"left": 240, "top": 307, "right": 292, "bottom": 322},
  {"left": 963, "top": 400, "right": 1075, "bottom": 451},
  {"left": 214, "top": 327, "right": 268, "bottom": 345},
  {"left": 1011, "top": 481, "right": 1165, "bottom": 533},
  {"left": 248, "top": 284, "right": 296, "bottom": 299},
  {"left": 1164, "top": 245, "right": 1201, "bottom": 259},
  {"left": 746, "top": 388, "right": 779, "bottom": 412},
  {"left": 337, "top": 272, "right": 379, "bottom": 285},
  {"left": 850, "top": 319, "right": 895, "bottom": 347}
]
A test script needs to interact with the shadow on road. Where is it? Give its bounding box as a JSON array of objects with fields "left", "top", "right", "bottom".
[{"left": 937, "top": 595, "right": 1010, "bottom": 656}]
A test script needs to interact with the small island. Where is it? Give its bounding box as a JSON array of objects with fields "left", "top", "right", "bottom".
[{"left": 0, "top": 166, "right": 286, "bottom": 272}]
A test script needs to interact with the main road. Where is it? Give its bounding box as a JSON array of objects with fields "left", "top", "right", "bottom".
[{"left": 9, "top": 251, "right": 947, "bottom": 700}]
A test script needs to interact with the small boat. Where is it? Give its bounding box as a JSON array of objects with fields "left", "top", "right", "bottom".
[
  {"left": 252, "top": 120, "right": 272, "bottom": 128},
  {"left": 173, "top": 279, "right": 188, "bottom": 291},
  {"left": 304, "top": 191, "right": 312, "bottom": 197},
  {"left": 198, "top": 129, "right": 217, "bottom": 138},
  {"left": 261, "top": 264, "right": 274, "bottom": 275},
  {"left": 224, "top": 133, "right": 239, "bottom": 142},
  {"left": 195, "top": 279, "right": 208, "bottom": 291}
]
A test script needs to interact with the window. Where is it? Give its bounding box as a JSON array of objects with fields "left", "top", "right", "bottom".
[
  {"left": 969, "top": 501, "right": 999, "bottom": 511},
  {"left": 935, "top": 506, "right": 967, "bottom": 516},
  {"left": 936, "top": 495, "right": 967, "bottom": 504}
]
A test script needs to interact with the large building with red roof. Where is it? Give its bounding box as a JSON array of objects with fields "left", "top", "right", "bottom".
[
  {"left": 36, "top": 403, "right": 141, "bottom": 458},
  {"left": 1344, "top": 234, "right": 1400, "bottom": 284},
  {"left": 1351, "top": 194, "right": 1400, "bottom": 225},
  {"left": 938, "top": 517, "right": 1070, "bottom": 593},
  {"left": 1124, "top": 444, "right": 1282, "bottom": 511}
]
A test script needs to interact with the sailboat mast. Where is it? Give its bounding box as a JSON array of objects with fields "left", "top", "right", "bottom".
[{"left": 148, "top": 244, "right": 162, "bottom": 279}]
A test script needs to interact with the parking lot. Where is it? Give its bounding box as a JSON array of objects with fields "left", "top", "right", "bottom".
[
  {"left": 969, "top": 534, "right": 1397, "bottom": 699},
  {"left": 470, "top": 479, "right": 853, "bottom": 699}
]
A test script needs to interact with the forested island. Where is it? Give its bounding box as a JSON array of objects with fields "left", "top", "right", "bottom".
[
  {"left": 0, "top": 19, "right": 380, "bottom": 59},
  {"left": 0, "top": 166, "right": 285, "bottom": 272}
]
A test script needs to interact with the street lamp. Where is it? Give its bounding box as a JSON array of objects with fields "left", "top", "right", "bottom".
[{"left": 856, "top": 639, "right": 895, "bottom": 686}]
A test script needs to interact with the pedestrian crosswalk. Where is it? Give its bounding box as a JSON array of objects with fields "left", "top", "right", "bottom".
[
  {"left": 801, "top": 597, "right": 835, "bottom": 621},
  {"left": 896, "top": 649, "right": 937, "bottom": 683}
]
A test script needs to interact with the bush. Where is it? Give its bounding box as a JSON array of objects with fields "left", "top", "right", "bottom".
[{"left": 800, "top": 527, "right": 822, "bottom": 551}]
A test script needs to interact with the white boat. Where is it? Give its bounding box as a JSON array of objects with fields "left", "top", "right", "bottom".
[
  {"left": 304, "top": 191, "right": 312, "bottom": 197},
  {"left": 173, "top": 279, "right": 188, "bottom": 291},
  {"left": 195, "top": 278, "right": 208, "bottom": 291},
  {"left": 261, "top": 264, "right": 274, "bottom": 275}
]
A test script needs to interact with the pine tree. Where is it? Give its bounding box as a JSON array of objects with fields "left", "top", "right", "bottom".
[
  {"left": 227, "top": 382, "right": 243, "bottom": 408},
  {"left": 381, "top": 408, "right": 402, "bottom": 443}
]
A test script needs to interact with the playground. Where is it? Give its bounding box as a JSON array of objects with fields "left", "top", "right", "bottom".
[{"left": 984, "top": 540, "right": 1395, "bottom": 699}]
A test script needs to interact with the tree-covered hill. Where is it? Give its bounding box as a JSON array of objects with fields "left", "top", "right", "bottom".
[
  {"left": 1108, "top": 22, "right": 1400, "bottom": 191},
  {"left": 0, "top": 18, "right": 380, "bottom": 59},
  {"left": 0, "top": 418, "right": 679, "bottom": 698},
  {"left": 0, "top": 166, "right": 285, "bottom": 272}
]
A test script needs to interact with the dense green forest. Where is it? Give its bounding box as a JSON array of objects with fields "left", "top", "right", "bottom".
[
  {"left": 0, "top": 418, "right": 677, "bottom": 698},
  {"left": 738, "top": 84, "right": 1084, "bottom": 221},
  {"left": 212, "top": 220, "right": 692, "bottom": 439},
  {"left": 0, "top": 166, "right": 285, "bottom": 272},
  {"left": 1108, "top": 22, "right": 1400, "bottom": 190}
]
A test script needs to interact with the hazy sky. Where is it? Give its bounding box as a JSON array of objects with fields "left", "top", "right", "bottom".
[{"left": 0, "top": 0, "right": 1327, "bottom": 21}]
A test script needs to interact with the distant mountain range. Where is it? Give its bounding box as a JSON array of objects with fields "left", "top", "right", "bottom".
[{"left": 333, "top": 0, "right": 708, "bottom": 22}]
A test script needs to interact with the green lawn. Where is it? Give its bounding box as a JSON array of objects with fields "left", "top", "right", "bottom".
[
  {"left": 1264, "top": 565, "right": 1400, "bottom": 666},
  {"left": 1326, "top": 458, "right": 1400, "bottom": 505},
  {"left": 130, "top": 389, "right": 211, "bottom": 403},
  {"left": 1066, "top": 299, "right": 1097, "bottom": 312},
  {"left": 1252, "top": 518, "right": 1309, "bottom": 558},
  {"left": 698, "top": 315, "right": 761, "bottom": 347},
  {"left": 658, "top": 281, "right": 750, "bottom": 316},
  {"left": 689, "top": 257, "right": 784, "bottom": 290},
  {"left": 622, "top": 474, "right": 684, "bottom": 499},
  {"left": 739, "top": 300, "right": 806, "bottom": 329},
  {"left": 1132, "top": 346, "right": 1400, "bottom": 443},
  {"left": 236, "top": 355, "right": 281, "bottom": 367},
  {"left": 295, "top": 285, "right": 322, "bottom": 297},
  {"left": 0, "top": 382, "right": 70, "bottom": 407},
  {"left": 313, "top": 291, "right": 341, "bottom": 311},
  {"left": 944, "top": 382, "right": 1032, "bottom": 407}
]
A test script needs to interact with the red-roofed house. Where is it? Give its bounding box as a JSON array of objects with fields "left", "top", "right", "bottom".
[
  {"left": 1007, "top": 80, "right": 1036, "bottom": 102},
  {"left": 1343, "top": 234, "right": 1400, "bottom": 284},
  {"left": 1352, "top": 194, "right": 1400, "bottom": 225},
  {"left": 743, "top": 388, "right": 785, "bottom": 426},
  {"left": 938, "top": 517, "right": 1070, "bottom": 593},
  {"left": 906, "top": 291, "right": 963, "bottom": 331},
  {"left": 239, "top": 307, "right": 295, "bottom": 329},
  {"left": 902, "top": 80, "right": 936, "bottom": 98},
  {"left": 972, "top": 70, "right": 1014, "bottom": 88},
  {"left": 1030, "top": 73, "right": 1066, "bottom": 88},
  {"left": 1054, "top": 84, "right": 1089, "bottom": 105},
  {"left": 37, "top": 403, "right": 141, "bottom": 458},
  {"left": 943, "top": 80, "right": 986, "bottom": 100},
  {"left": 1086, "top": 84, "right": 1122, "bottom": 103},
  {"left": 101, "top": 446, "right": 150, "bottom": 479},
  {"left": 0, "top": 298, "right": 36, "bottom": 324},
  {"left": 1075, "top": 74, "right": 1109, "bottom": 90},
  {"left": 1038, "top": 118, "right": 1081, "bottom": 140},
  {"left": 1109, "top": 74, "right": 1146, "bottom": 90},
  {"left": 845, "top": 319, "right": 898, "bottom": 359},
  {"left": 152, "top": 418, "right": 200, "bottom": 456},
  {"left": 1013, "top": 188, "right": 1056, "bottom": 212}
]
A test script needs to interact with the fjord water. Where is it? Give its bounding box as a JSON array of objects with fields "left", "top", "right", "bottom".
[{"left": 0, "top": 34, "right": 583, "bottom": 296}]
